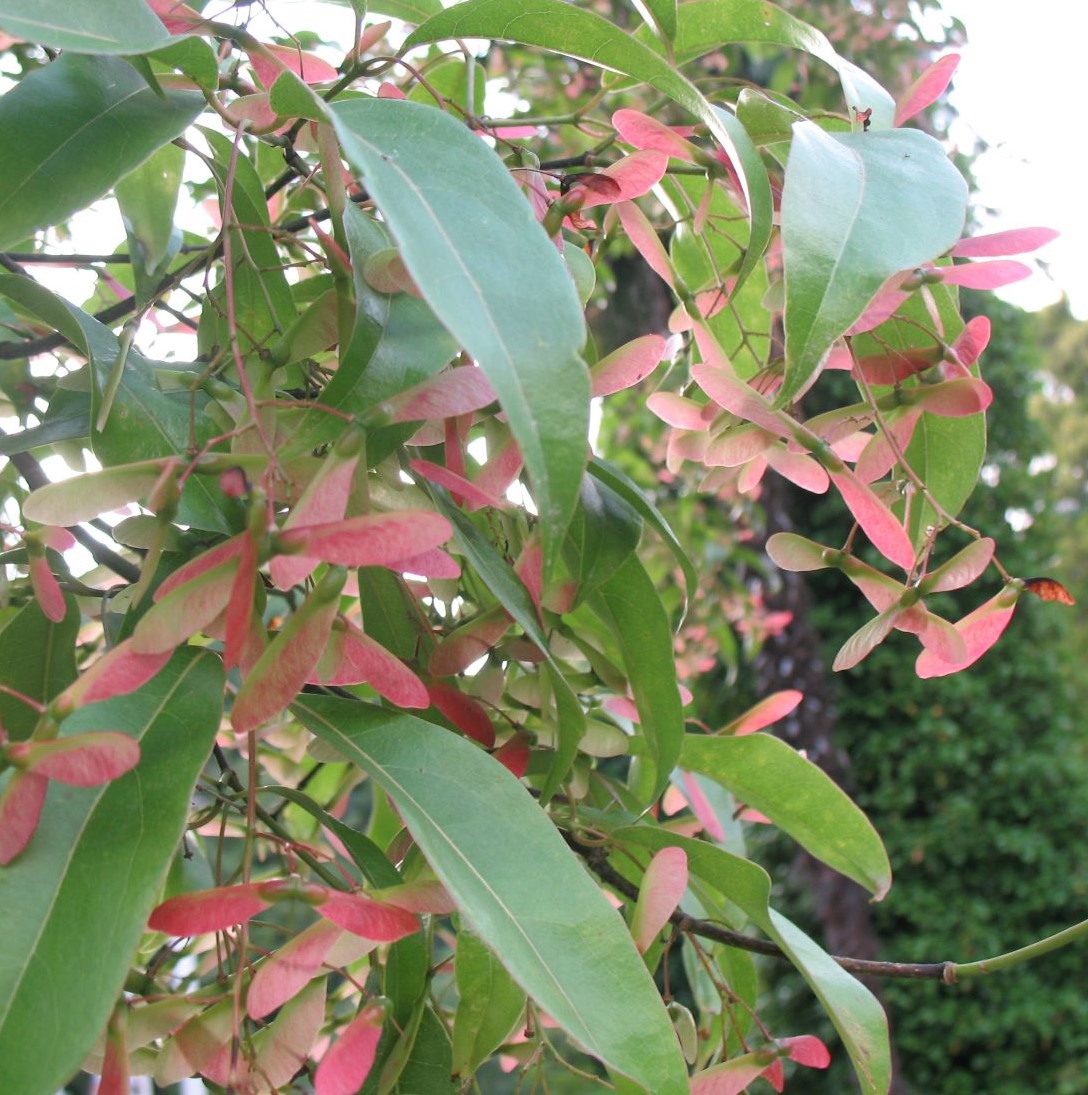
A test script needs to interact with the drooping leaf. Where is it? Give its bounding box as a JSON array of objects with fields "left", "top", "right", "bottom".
[
  {"left": 618, "top": 828, "right": 889, "bottom": 1095},
  {"left": 293, "top": 697, "right": 690, "bottom": 1095},
  {"left": 0, "top": 650, "right": 224, "bottom": 1094},
  {"left": 779, "top": 124, "right": 967, "bottom": 403},
  {"left": 315, "top": 1003, "right": 386, "bottom": 1095},
  {"left": 330, "top": 97, "right": 589, "bottom": 577},
  {"left": 631, "top": 847, "right": 688, "bottom": 953},
  {"left": 451, "top": 925, "right": 527, "bottom": 1079},
  {"left": 680, "top": 732, "right": 891, "bottom": 898},
  {"left": 0, "top": 598, "right": 78, "bottom": 741},
  {"left": 0, "top": 55, "right": 202, "bottom": 251},
  {"left": 593, "top": 555, "right": 685, "bottom": 804}
]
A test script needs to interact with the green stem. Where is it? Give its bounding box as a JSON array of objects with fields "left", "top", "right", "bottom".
[{"left": 950, "top": 917, "right": 1088, "bottom": 981}]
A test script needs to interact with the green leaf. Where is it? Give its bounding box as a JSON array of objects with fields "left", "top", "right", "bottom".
[
  {"left": 680, "top": 732, "right": 891, "bottom": 898},
  {"left": 0, "top": 0, "right": 171, "bottom": 54},
  {"left": 779, "top": 124, "right": 967, "bottom": 404},
  {"left": 452, "top": 925, "right": 527, "bottom": 1079},
  {"left": 588, "top": 456, "right": 697, "bottom": 625},
  {"left": 636, "top": 0, "right": 677, "bottom": 42},
  {"left": 0, "top": 408, "right": 90, "bottom": 456},
  {"left": 0, "top": 275, "right": 229, "bottom": 532},
  {"left": 0, "top": 54, "right": 203, "bottom": 251},
  {"left": 0, "top": 598, "right": 78, "bottom": 741},
  {"left": 147, "top": 36, "right": 221, "bottom": 91},
  {"left": 293, "top": 697, "right": 690, "bottom": 1095},
  {"left": 431, "top": 495, "right": 587, "bottom": 798},
  {"left": 406, "top": 0, "right": 772, "bottom": 289},
  {"left": 365, "top": 0, "right": 443, "bottom": 21},
  {"left": 358, "top": 566, "right": 433, "bottom": 662},
  {"left": 565, "top": 474, "right": 643, "bottom": 605},
  {"left": 618, "top": 827, "right": 890, "bottom": 1095},
  {"left": 592, "top": 555, "right": 683, "bottom": 804},
  {"left": 393, "top": 1005, "right": 455, "bottom": 1094},
  {"left": 115, "top": 142, "right": 185, "bottom": 283},
  {"left": 330, "top": 98, "right": 588, "bottom": 577},
  {"left": 0, "top": 649, "right": 224, "bottom": 1095},
  {"left": 665, "top": 0, "right": 895, "bottom": 128}
]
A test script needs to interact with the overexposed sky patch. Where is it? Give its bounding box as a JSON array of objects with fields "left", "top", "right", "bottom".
[{"left": 942, "top": 0, "right": 1088, "bottom": 317}]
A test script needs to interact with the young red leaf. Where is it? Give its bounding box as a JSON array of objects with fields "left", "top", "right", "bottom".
[
  {"left": 894, "top": 53, "right": 960, "bottom": 126},
  {"left": 935, "top": 259, "right": 1031, "bottom": 290},
  {"left": 828, "top": 468, "right": 916, "bottom": 571},
  {"left": 248, "top": 919, "right": 345, "bottom": 1020},
  {"left": 132, "top": 558, "right": 239, "bottom": 655},
  {"left": 314, "top": 1003, "right": 386, "bottom": 1095},
  {"left": 426, "top": 681, "right": 496, "bottom": 748},
  {"left": 778, "top": 1034, "right": 832, "bottom": 1068},
  {"left": 1023, "top": 577, "right": 1076, "bottom": 605},
  {"left": 277, "top": 511, "right": 452, "bottom": 569},
  {"left": 232, "top": 568, "right": 347, "bottom": 733},
  {"left": 224, "top": 535, "right": 259, "bottom": 672},
  {"left": 916, "top": 583, "right": 1022, "bottom": 678},
  {"left": 97, "top": 1010, "right": 129, "bottom": 1095},
  {"left": 386, "top": 367, "right": 497, "bottom": 423},
  {"left": 472, "top": 433, "right": 524, "bottom": 506},
  {"left": 372, "top": 878, "right": 457, "bottom": 915},
  {"left": 312, "top": 619, "right": 429, "bottom": 708},
  {"left": 912, "top": 377, "right": 993, "bottom": 417},
  {"left": 590, "top": 335, "right": 667, "bottom": 397},
  {"left": 724, "top": 691, "right": 803, "bottom": 736},
  {"left": 920, "top": 538, "right": 995, "bottom": 593},
  {"left": 764, "top": 447, "right": 830, "bottom": 494},
  {"left": 647, "top": 392, "right": 714, "bottom": 431},
  {"left": 899, "top": 605, "right": 967, "bottom": 667},
  {"left": 146, "top": 0, "right": 205, "bottom": 34},
  {"left": 55, "top": 639, "right": 172, "bottom": 710},
  {"left": 148, "top": 884, "right": 269, "bottom": 935},
  {"left": 615, "top": 200, "right": 675, "bottom": 287},
  {"left": 0, "top": 770, "right": 48, "bottom": 865},
  {"left": 631, "top": 846, "right": 688, "bottom": 953},
  {"left": 690, "top": 1050, "right": 776, "bottom": 1095},
  {"left": 854, "top": 410, "right": 921, "bottom": 484},
  {"left": 950, "top": 226, "right": 1059, "bottom": 259},
  {"left": 493, "top": 733, "right": 532, "bottom": 779},
  {"left": 612, "top": 108, "right": 698, "bottom": 161},
  {"left": 317, "top": 890, "right": 420, "bottom": 941},
  {"left": 429, "top": 607, "right": 513, "bottom": 677},
  {"left": 14, "top": 731, "right": 139, "bottom": 786},
  {"left": 409, "top": 459, "right": 507, "bottom": 511},
  {"left": 950, "top": 315, "right": 991, "bottom": 368},
  {"left": 705, "top": 425, "right": 773, "bottom": 468},
  {"left": 248, "top": 42, "right": 338, "bottom": 90},
  {"left": 677, "top": 771, "right": 726, "bottom": 842},
  {"left": 28, "top": 551, "right": 66, "bottom": 623},
  {"left": 154, "top": 534, "right": 248, "bottom": 601},
  {"left": 392, "top": 546, "right": 462, "bottom": 579},
  {"left": 573, "top": 150, "right": 668, "bottom": 209},
  {"left": 765, "top": 533, "right": 833, "bottom": 573}
]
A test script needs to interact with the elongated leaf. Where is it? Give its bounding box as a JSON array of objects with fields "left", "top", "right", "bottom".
[
  {"left": 680, "top": 732, "right": 891, "bottom": 898},
  {"left": 779, "top": 124, "right": 967, "bottom": 403},
  {"left": 452, "top": 924, "right": 527, "bottom": 1079},
  {"left": 330, "top": 98, "right": 588, "bottom": 576},
  {"left": 0, "top": 649, "right": 224, "bottom": 1094},
  {"left": 0, "top": 0, "right": 171, "bottom": 54},
  {"left": 0, "top": 598, "right": 78, "bottom": 741},
  {"left": 406, "top": 0, "right": 772, "bottom": 288},
  {"left": 0, "top": 276, "right": 227, "bottom": 531},
  {"left": 637, "top": 0, "right": 677, "bottom": 42},
  {"left": 0, "top": 55, "right": 202, "bottom": 251},
  {"left": 565, "top": 474, "right": 643, "bottom": 605},
  {"left": 592, "top": 556, "right": 683, "bottom": 805},
  {"left": 588, "top": 456, "right": 697, "bottom": 624},
  {"left": 664, "top": 0, "right": 894, "bottom": 127},
  {"left": 367, "top": 0, "right": 443, "bottom": 21},
  {"left": 618, "top": 828, "right": 889, "bottom": 1095},
  {"left": 431, "top": 494, "right": 586, "bottom": 797},
  {"left": 293, "top": 697, "right": 689, "bottom": 1095}
]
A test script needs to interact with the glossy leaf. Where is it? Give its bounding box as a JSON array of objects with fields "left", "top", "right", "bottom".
[
  {"left": 0, "top": 650, "right": 224, "bottom": 1094},
  {"left": 330, "top": 97, "right": 588, "bottom": 577},
  {"left": 407, "top": 0, "right": 772, "bottom": 286},
  {"left": 618, "top": 828, "right": 889, "bottom": 1095},
  {"left": 680, "top": 732, "right": 891, "bottom": 898},
  {"left": 452, "top": 925, "right": 527, "bottom": 1078},
  {"left": 0, "top": 55, "right": 202, "bottom": 251},
  {"left": 293, "top": 697, "right": 690, "bottom": 1095},
  {"left": 779, "top": 124, "right": 967, "bottom": 404},
  {"left": 0, "top": 599, "right": 77, "bottom": 741},
  {"left": 894, "top": 54, "right": 960, "bottom": 126},
  {"left": 149, "top": 883, "right": 270, "bottom": 936},
  {"left": 593, "top": 555, "right": 684, "bottom": 804},
  {"left": 0, "top": 0, "right": 171, "bottom": 53}
]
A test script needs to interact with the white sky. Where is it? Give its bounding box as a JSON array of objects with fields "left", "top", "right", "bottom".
[{"left": 941, "top": 0, "right": 1088, "bottom": 318}]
